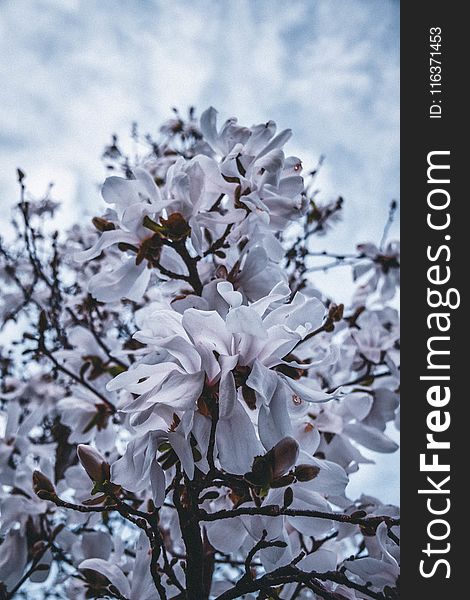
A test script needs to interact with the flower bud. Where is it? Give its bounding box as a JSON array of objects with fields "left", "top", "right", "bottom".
[
  {"left": 32, "top": 470, "right": 56, "bottom": 497},
  {"left": 77, "top": 444, "right": 110, "bottom": 484},
  {"left": 294, "top": 464, "right": 320, "bottom": 482},
  {"left": 271, "top": 437, "right": 299, "bottom": 479}
]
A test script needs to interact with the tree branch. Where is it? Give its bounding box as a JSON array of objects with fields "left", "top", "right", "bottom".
[
  {"left": 38, "top": 342, "right": 116, "bottom": 413},
  {"left": 199, "top": 505, "right": 399, "bottom": 532},
  {"left": 170, "top": 240, "right": 203, "bottom": 295},
  {"left": 215, "top": 562, "right": 391, "bottom": 600},
  {"left": 173, "top": 471, "right": 205, "bottom": 600}
]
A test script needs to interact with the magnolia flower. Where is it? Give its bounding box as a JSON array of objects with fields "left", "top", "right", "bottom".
[
  {"left": 107, "top": 283, "right": 333, "bottom": 476},
  {"left": 74, "top": 109, "right": 310, "bottom": 306},
  {"left": 75, "top": 157, "right": 238, "bottom": 301},
  {"left": 201, "top": 108, "right": 307, "bottom": 230},
  {"left": 345, "top": 521, "right": 400, "bottom": 589},
  {"left": 79, "top": 532, "right": 179, "bottom": 600},
  {"left": 74, "top": 168, "right": 165, "bottom": 302},
  {"left": 354, "top": 241, "right": 400, "bottom": 301},
  {"left": 349, "top": 311, "right": 397, "bottom": 366},
  {"left": 162, "top": 154, "right": 241, "bottom": 254},
  {"left": 110, "top": 432, "right": 166, "bottom": 507},
  {"left": 58, "top": 388, "right": 115, "bottom": 450}
]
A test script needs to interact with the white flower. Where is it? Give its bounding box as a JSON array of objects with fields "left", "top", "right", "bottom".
[
  {"left": 111, "top": 432, "right": 166, "bottom": 507},
  {"left": 74, "top": 168, "right": 163, "bottom": 301},
  {"left": 106, "top": 283, "right": 335, "bottom": 477},
  {"left": 354, "top": 241, "right": 400, "bottom": 301}
]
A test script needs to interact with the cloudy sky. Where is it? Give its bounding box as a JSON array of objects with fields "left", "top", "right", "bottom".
[{"left": 0, "top": 0, "right": 399, "bottom": 502}]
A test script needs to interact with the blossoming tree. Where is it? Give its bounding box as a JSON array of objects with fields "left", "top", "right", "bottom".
[{"left": 0, "top": 108, "right": 400, "bottom": 600}]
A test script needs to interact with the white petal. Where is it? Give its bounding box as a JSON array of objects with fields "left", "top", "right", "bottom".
[
  {"left": 74, "top": 230, "right": 137, "bottom": 263},
  {"left": 343, "top": 423, "right": 399, "bottom": 453},
  {"left": 149, "top": 371, "right": 205, "bottom": 411},
  {"left": 246, "top": 360, "right": 278, "bottom": 403},
  {"left": 107, "top": 362, "right": 177, "bottom": 393},
  {"left": 299, "top": 549, "right": 337, "bottom": 573},
  {"left": 168, "top": 430, "right": 195, "bottom": 480},
  {"left": 217, "top": 281, "right": 243, "bottom": 308},
  {"left": 240, "top": 246, "right": 269, "bottom": 282},
  {"left": 280, "top": 375, "right": 333, "bottom": 403},
  {"left": 205, "top": 517, "right": 247, "bottom": 554},
  {"left": 297, "top": 451, "right": 349, "bottom": 497},
  {"left": 218, "top": 371, "right": 237, "bottom": 419},
  {"left": 255, "top": 129, "right": 292, "bottom": 160},
  {"left": 258, "top": 385, "right": 292, "bottom": 450},
  {"left": 79, "top": 559, "right": 131, "bottom": 598},
  {"left": 154, "top": 335, "right": 202, "bottom": 374},
  {"left": 226, "top": 306, "right": 268, "bottom": 339},
  {"left": 88, "top": 259, "right": 151, "bottom": 302},
  {"left": 343, "top": 392, "right": 374, "bottom": 421},
  {"left": 150, "top": 460, "right": 166, "bottom": 507},
  {"left": 200, "top": 107, "right": 219, "bottom": 151},
  {"left": 217, "top": 401, "right": 262, "bottom": 474},
  {"left": 344, "top": 557, "right": 399, "bottom": 588},
  {"left": 130, "top": 534, "right": 156, "bottom": 600},
  {"left": 111, "top": 433, "right": 161, "bottom": 492},
  {"left": 182, "top": 309, "right": 232, "bottom": 356}
]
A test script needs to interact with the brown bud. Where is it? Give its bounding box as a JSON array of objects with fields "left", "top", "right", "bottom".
[
  {"left": 271, "top": 437, "right": 299, "bottom": 479},
  {"left": 77, "top": 445, "right": 110, "bottom": 484},
  {"left": 32, "top": 470, "right": 56, "bottom": 496},
  {"left": 294, "top": 464, "right": 321, "bottom": 482}
]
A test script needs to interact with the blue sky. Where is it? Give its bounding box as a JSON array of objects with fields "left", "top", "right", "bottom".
[{"left": 0, "top": 0, "right": 399, "bottom": 503}]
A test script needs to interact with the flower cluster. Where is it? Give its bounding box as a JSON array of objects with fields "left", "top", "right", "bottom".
[{"left": 0, "top": 108, "right": 400, "bottom": 600}]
